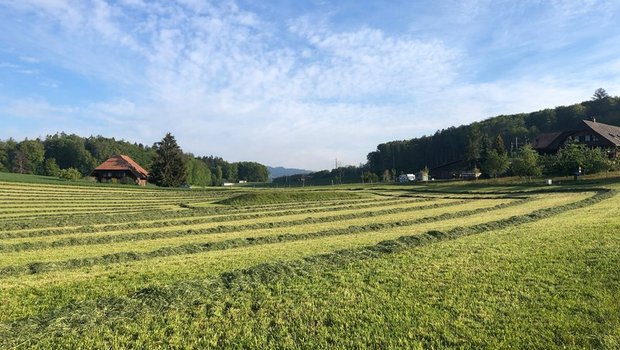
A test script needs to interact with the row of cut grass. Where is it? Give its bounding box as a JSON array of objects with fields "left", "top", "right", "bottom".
[
  {"left": 0, "top": 198, "right": 488, "bottom": 269},
  {"left": 0, "top": 191, "right": 592, "bottom": 279},
  {"left": 0, "top": 198, "right": 458, "bottom": 243},
  {"left": 0, "top": 188, "right": 614, "bottom": 348},
  {"left": 0, "top": 196, "right": 427, "bottom": 239}
]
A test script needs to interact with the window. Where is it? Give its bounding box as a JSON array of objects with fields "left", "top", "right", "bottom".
[
  {"left": 593, "top": 135, "right": 599, "bottom": 141},
  {"left": 585, "top": 135, "right": 591, "bottom": 142}
]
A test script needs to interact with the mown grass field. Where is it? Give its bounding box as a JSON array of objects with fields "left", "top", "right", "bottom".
[{"left": 0, "top": 173, "right": 619, "bottom": 349}]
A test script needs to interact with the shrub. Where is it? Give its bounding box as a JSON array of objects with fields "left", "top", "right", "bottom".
[{"left": 58, "top": 167, "right": 82, "bottom": 181}]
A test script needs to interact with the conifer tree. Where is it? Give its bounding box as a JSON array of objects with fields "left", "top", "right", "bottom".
[
  {"left": 150, "top": 133, "right": 187, "bottom": 187},
  {"left": 493, "top": 135, "right": 506, "bottom": 155}
]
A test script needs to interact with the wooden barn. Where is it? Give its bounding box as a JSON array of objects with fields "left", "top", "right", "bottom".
[
  {"left": 532, "top": 119, "right": 620, "bottom": 157},
  {"left": 91, "top": 155, "right": 149, "bottom": 186}
]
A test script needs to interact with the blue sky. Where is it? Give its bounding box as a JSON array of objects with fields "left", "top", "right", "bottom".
[{"left": 1, "top": 0, "right": 620, "bottom": 170}]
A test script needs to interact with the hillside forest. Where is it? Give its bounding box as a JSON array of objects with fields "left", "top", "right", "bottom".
[
  {"left": 366, "top": 90, "right": 619, "bottom": 175},
  {"left": 272, "top": 90, "right": 620, "bottom": 185}
]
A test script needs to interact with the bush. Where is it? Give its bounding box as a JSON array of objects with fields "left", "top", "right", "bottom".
[
  {"left": 58, "top": 168, "right": 82, "bottom": 181},
  {"left": 120, "top": 176, "right": 135, "bottom": 185}
]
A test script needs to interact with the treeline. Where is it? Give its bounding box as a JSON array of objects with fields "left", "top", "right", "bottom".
[
  {"left": 273, "top": 90, "right": 619, "bottom": 186},
  {"left": 0, "top": 133, "right": 154, "bottom": 179},
  {"left": 272, "top": 166, "right": 371, "bottom": 186},
  {"left": 185, "top": 155, "right": 269, "bottom": 187},
  {"left": 366, "top": 91, "right": 620, "bottom": 176},
  {"left": 0, "top": 133, "right": 268, "bottom": 186}
]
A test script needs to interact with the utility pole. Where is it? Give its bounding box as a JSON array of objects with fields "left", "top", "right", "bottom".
[{"left": 515, "top": 136, "right": 518, "bottom": 151}]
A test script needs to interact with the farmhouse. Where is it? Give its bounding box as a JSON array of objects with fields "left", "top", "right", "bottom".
[
  {"left": 532, "top": 119, "right": 620, "bottom": 157},
  {"left": 91, "top": 155, "right": 149, "bottom": 186}
]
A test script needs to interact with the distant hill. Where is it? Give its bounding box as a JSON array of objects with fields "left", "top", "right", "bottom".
[{"left": 267, "top": 166, "right": 313, "bottom": 179}]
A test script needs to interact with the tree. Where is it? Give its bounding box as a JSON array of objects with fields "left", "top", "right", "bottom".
[
  {"left": 16, "top": 139, "right": 45, "bottom": 174},
  {"left": 185, "top": 157, "right": 211, "bottom": 187},
  {"left": 584, "top": 147, "right": 611, "bottom": 174},
  {"left": 480, "top": 149, "right": 509, "bottom": 178},
  {"left": 213, "top": 165, "right": 223, "bottom": 186},
  {"left": 150, "top": 133, "right": 187, "bottom": 187},
  {"left": 44, "top": 133, "right": 96, "bottom": 175},
  {"left": 493, "top": 135, "right": 506, "bottom": 156},
  {"left": 43, "top": 158, "right": 61, "bottom": 177},
  {"left": 0, "top": 141, "right": 7, "bottom": 172},
  {"left": 237, "top": 162, "right": 268, "bottom": 182},
  {"left": 592, "top": 88, "right": 609, "bottom": 100},
  {"left": 224, "top": 163, "right": 238, "bottom": 182},
  {"left": 553, "top": 143, "right": 610, "bottom": 176},
  {"left": 12, "top": 150, "right": 27, "bottom": 174},
  {"left": 511, "top": 144, "right": 541, "bottom": 180},
  {"left": 464, "top": 124, "right": 483, "bottom": 168},
  {"left": 362, "top": 171, "right": 379, "bottom": 183}
]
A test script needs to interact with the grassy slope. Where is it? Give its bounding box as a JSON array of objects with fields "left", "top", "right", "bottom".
[
  {"left": 0, "top": 174, "right": 618, "bottom": 348},
  {"left": 215, "top": 190, "right": 362, "bottom": 206}
]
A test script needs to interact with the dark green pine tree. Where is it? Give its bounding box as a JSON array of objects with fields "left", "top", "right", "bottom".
[
  {"left": 493, "top": 135, "right": 506, "bottom": 155},
  {"left": 150, "top": 133, "right": 187, "bottom": 187}
]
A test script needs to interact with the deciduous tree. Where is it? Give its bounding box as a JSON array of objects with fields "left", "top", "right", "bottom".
[
  {"left": 43, "top": 158, "right": 61, "bottom": 177},
  {"left": 511, "top": 144, "right": 542, "bottom": 180},
  {"left": 480, "top": 149, "right": 508, "bottom": 178},
  {"left": 553, "top": 143, "right": 610, "bottom": 176},
  {"left": 16, "top": 139, "right": 45, "bottom": 174}
]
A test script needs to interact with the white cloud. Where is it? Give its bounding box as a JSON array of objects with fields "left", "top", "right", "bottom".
[
  {"left": 1, "top": 0, "right": 620, "bottom": 169},
  {"left": 0, "top": 97, "right": 77, "bottom": 122},
  {"left": 15, "top": 69, "right": 39, "bottom": 75},
  {"left": 19, "top": 56, "right": 39, "bottom": 63},
  {"left": 40, "top": 79, "right": 60, "bottom": 88},
  {"left": 288, "top": 25, "right": 459, "bottom": 101},
  {"left": 0, "top": 62, "right": 20, "bottom": 69}
]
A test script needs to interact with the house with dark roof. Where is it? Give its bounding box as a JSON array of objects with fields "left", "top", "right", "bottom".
[
  {"left": 91, "top": 155, "right": 149, "bottom": 186},
  {"left": 531, "top": 119, "right": 620, "bottom": 157}
]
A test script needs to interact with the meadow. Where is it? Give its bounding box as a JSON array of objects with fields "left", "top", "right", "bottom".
[{"left": 0, "top": 173, "right": 619, "bottom": 349}]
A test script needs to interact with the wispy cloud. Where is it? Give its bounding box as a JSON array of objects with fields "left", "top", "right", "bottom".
[
  {"left": 40, "top": 79, "right": 60, "bottom": 89},
  {"left": 19, "top": 55, "right": 39, "bottom": 63},
  {"left": 15, "top": 69, "right": 39, "bottom": 75},
  {"left": 0, "top": 62, "right": 20, "bottom": 69}
]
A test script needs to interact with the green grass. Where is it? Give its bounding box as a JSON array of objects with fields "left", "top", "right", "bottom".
[
  {"left": 215, "top": 190, "right": 362, "bottom": 206},
  {"left": 0, "top": 173, "right": 619, "bottom": 349}
]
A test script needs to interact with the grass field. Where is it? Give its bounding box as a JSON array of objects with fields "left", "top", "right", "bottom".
[{"left": 0, "top": 173, "right": 619, "bottom": 349}]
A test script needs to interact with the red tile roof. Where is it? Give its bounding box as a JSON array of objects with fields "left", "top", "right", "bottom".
[{"left": 94, "top": 155, "right": 148, "bottom": 178}]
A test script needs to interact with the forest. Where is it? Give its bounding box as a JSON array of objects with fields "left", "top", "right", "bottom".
[
  {"left": 366, "top": 90, "right": 620, "bottom": 177},
  {"left": 0, "top": 133, "right": 268, "bottom": 186},
  {"left": 273, "top": 90, "right": 620, "bottom": 186}
]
